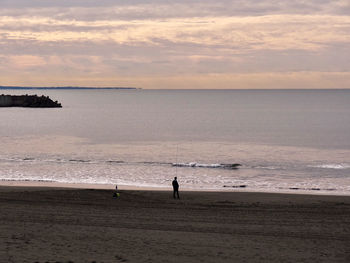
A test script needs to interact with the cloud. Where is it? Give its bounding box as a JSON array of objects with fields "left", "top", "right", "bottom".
[
  {"left": 0, "top": 0, "right": 349, "bottom": 88},
  {"left": 1, "top": 15, "right": 349, "bottom": 51},
  {"left": 1, "top": 2, "right": 349, "bottom": 35},
  {"left": 1, "top": 0, "right": 349, "bottom": 17},
  {"left": 7, "top": 55, "right": 46, "bottom": 69}
]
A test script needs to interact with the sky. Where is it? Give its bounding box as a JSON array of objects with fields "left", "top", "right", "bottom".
[{"left": 0, "top": 0, "right": 349, "bottom": 89}]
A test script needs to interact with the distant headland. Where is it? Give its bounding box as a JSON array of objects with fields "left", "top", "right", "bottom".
[
  {"left": 0, "top": 86, "right": 139, "bottom": 90},
  {"left": 0, "top": 94, "right": 62, "bottom": 108}
]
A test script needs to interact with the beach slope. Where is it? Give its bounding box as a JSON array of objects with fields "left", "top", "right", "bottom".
[{"left": 0, "top": 187, "right": 349, "bottom": 262}]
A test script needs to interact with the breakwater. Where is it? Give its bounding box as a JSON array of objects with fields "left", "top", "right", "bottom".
[{"left": 0, "top": 94, "right": 62, "bottom": 108}]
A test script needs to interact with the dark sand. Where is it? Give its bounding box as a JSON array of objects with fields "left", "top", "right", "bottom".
[{"left": 1, "top": 186, "right": 350, "bottom": 262}]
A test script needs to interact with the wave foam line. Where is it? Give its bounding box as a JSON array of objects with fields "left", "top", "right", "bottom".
[
  {"left": 0, "top": 157, "right": 242, "bottom": 170},
  {"left": 0, "top": 178, "right": 57, "bottom": 183},
  {"left": 311, "top": 164, "right": 350, "bottom": 169},
  {"left": 172, "top": 162, "right": 241, "bottom": 169}
]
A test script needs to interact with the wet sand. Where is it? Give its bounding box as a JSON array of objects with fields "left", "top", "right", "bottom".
[{"left": 0, "top": 186, "right": 350, "bottom": 262}]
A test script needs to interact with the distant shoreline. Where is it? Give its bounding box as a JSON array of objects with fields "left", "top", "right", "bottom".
[{"left": 0, "top": 86, "right": 140, "bottom": 90}]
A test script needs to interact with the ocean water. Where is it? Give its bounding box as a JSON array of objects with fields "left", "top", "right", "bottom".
[{"left": 1, "top": 89, "right": 350, "bottom": 194}]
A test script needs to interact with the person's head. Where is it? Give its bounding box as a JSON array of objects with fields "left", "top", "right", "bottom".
[{"left": 174, "top": 177, "right": 177, "bottom": 180}]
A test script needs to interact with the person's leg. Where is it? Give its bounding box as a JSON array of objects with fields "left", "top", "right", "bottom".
[
  {"left": 176, "top": 190, "right": 180, "bottom": 199},
  {"left": 173, "top": 190, "right": 176, "bottom": 199}
]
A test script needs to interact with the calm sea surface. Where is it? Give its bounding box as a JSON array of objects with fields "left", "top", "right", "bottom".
[{"left": 1, "top": 89, "right": 350, "bottom": 194}]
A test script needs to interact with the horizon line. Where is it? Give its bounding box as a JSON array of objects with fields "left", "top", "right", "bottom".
[
  {"left": 1, "top": 86, "right": 350, "bottom": 91},
  {"left": 0, "top": 86, "right": 140, "bottom": 90}
]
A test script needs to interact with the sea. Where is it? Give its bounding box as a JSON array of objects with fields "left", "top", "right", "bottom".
[{"left": 1, "top": 89, "right": 349, "bottom": 195}]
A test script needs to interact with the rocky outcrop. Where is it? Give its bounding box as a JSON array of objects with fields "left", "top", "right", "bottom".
[{"left": 0, "top": 94, "right": 62, "bottom": 108}]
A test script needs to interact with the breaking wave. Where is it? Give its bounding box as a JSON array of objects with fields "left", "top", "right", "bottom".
[
  {"left": 0, "top": 178, "right": 57, "bottom": 183},
  {"left": 0, "top": 157, "right": 241, "bottom": 170},
  {"left": 172, "top": 162, "right": 241, "bottom": 169},
  {"left": 311, "top": 164, "right": 350, "bottom": 170}
]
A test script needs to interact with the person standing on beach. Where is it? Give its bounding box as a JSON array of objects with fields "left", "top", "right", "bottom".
[
  {"left": 172, "top": 177, "right": 180, "bottom": 199},
  {"left": 113, "top": 184, "right": 120, "bottom": 198}
]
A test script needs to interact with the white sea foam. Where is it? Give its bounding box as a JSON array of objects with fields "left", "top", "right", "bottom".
[
  {"left": 172, "top": 162, "right": 241, "bottom": 169},
  {"left": 311, "top": 164, "right": 350, "bottom": 169}
]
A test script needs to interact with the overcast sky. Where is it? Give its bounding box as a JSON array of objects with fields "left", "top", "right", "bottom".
[{"left": 0, "top": 0, "right": 349, "bottom": 89}]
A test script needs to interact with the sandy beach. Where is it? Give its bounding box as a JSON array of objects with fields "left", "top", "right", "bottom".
[{"left": 0, "top": 186, "right": 350, "bottom": 263}]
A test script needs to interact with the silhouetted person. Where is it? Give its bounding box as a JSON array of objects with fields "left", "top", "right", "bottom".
[
  {"left": 172, "top": 177, "right": 180, "bottom": 199},
  {"left": 113, "top": 184, "right": 120, "bottom": 198}
]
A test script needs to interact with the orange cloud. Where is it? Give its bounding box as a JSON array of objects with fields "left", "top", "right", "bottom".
[
  {"left": 8, "top": 55, "right": 46, "bottom": 69},
  {"left": 1, "top": 15, "right": 349, "bottom": 51},
  {"left": 0, "top": 2, "right": 349, "bottom": 89}
]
